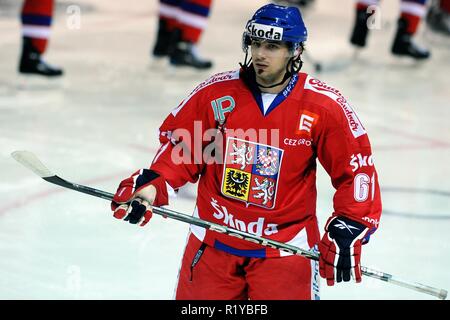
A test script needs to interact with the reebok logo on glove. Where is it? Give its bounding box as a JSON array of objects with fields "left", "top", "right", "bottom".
[
  {"left": 333, "top": 219, "right": 360, "bottom": 234},
  {"left": 318, "top": 216, "right": 369, "bottom": 286}
]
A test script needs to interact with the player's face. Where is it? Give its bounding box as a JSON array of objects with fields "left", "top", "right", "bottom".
[{"left": 250, "top": 39, "right": 291, "bottom": 87}]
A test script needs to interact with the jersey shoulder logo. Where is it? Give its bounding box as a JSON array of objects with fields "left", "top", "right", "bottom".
[
  {"left": 303, "top": 76, "right": 366, "bottom": 138},
  {"left": 221, "top": 137, "right": 283, "bottom": 209}
]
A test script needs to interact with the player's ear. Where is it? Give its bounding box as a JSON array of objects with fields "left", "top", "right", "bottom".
[
  {"left": 292, "top": 43, "right": 303, "bottom": 58},
  {"left": 292, "top": 48, "right": 302, "bottom": 59}
]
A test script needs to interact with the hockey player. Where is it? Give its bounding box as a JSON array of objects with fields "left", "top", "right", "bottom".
[
  {"left": 152, "top": 0, "right": 213, "bottom": 69},
  {"left": 111, "top": 4, "right": 382, "bottom": 299},
  {"left": 19, "top": 0, "right": 63, "bottom": 77},
  {"left": 350, "top": 0, "right": 431, "bottom": 59}
]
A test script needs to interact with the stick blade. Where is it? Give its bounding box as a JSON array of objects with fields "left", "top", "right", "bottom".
[
  {"left": 439, "top": 289, "right": 448, "bottom": 300},
  {"left": 11, "top": 150, "right": 54, "bottom": 178}
]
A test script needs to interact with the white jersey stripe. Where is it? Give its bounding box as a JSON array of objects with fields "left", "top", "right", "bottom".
[
  {"left": 358, "top": 0, "right": 379, "bottom": 6},
  {"left": 159, "top": 3, "right": 208, "bottom": 29},
  {"left": 400, "top": 2, "right": 426, "bottom": 17},
  {"left": 172, "top": 230, "right": 193, "bottom": 300},
  {"left": 190, "top": 206, "right": 206, "bottom": 241},
  {"left": 159, "top": 3, "right": 181, "bottom": 19},
  {"left": 22, "top": 26, "right": 51, "bottom": 39},
  {"left": 304, "top": 75, "right": 367, "bottom": 138},
  {"left": 177, "top": 11, "right": 208, "bottom": 29},
  {"left": 172, "top": 70, "right": 240, "bottom": 117},
  {"left": 280, "top": 227, "right": 309, "bottom": 257},
  {"left": 152, "top": 142, "right": 170, "bottom": 164}
]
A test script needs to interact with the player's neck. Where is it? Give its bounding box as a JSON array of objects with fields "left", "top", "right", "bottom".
[{"left": 258, "top": 76, "right": 291, "bottom": 94}]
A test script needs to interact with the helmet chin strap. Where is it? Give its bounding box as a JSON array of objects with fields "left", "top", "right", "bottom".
[{"left": 239, "top": 48, "right": 252, "bottom": 71}]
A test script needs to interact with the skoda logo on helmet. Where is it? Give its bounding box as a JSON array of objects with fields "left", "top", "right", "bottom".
[{"left": 247, "top": 22, "right": 284, "bottom": 41}]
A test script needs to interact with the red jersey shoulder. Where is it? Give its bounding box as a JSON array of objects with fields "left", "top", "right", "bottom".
[
  {"left": 171, "top": 70, "right": 241, "bottom": 117},
  {"left": 299, "top": 74, "right": 367, "bottom": 139},
  {"left": 190, "top": 70, "right": 243, "bottom": 96}
]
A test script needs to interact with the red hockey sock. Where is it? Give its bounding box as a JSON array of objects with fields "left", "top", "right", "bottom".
[
  {"left": 157, "top": 1, "right": 179, "bottom": 32},
  {"left": 22, "top": 0, "right": 54, "bottom": 17},
  {"left": 157, "top": 15, "right": 177, "bottom": 32},
  {"left": 29, "top": 38, "right": 48, "bottom": 53},
  {"left": 400, "top": 12, "right": 421, "bottom": 34},
  {"left": 356, "top": 0, "right": 380, "bottom": 11},
  {"left": 178, "top": 0, "right": 212, "bottom": 44},
  {"left": 399, "top": 0, "right": 427, "bottom": 34},
  {"left": 179, "top": 24, "right": 202, "bottom": 43},
  {"left": 21, "top": 0, "right": 54, "bottom": 53}
]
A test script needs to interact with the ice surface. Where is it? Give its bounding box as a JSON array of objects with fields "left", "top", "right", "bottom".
[{"left": 0, "top": 0, "right": 449, "bottom": 300}]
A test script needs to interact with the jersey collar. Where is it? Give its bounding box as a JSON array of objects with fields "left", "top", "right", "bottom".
[{"left": 241, "top": 66, "right": 300, "bottom": 116}]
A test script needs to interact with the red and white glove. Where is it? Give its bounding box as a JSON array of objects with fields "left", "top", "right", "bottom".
[
  {"left": 319, "top": 216, "right": 369, "bottom": 286},
  {"left": 111, "top": 169, "right": 168, "bottom": 226}
]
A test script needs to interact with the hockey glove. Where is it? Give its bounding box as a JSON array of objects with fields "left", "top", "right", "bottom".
[
  {"left": 111, "top": 169, "right": 168, "bottom": 226},
  {"left": 319, "top": 216, "right": 369, "bottom": 286}
]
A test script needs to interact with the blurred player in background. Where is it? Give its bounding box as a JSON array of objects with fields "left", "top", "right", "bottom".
[
  {"left": 19, "top": 0, "right": 63, "bottom": 77},
  {"left": 350, "top": 0, "right": 431, "bottom": 59},
  {"left": 110, "top": 3, "right": 382, "bottom": 299},
  {"left": 426, "top": 0, "right": 450, "bottom": 35},
  {"left": 152, "top": 0, "right": 213, "bottom": 70}
]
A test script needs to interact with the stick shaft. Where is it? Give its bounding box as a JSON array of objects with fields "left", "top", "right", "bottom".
[
  {"left": 361, "top": 267, "right": 447, "bottom": 300},
  {"left": 11, "top": 151, "right": 447, "bottom": 300},
  {"left": 43, "top": 174, "right": 447, "bottom": 300},
  {"left": 43, "top": 175, "right": 319, "bottom": 260}
]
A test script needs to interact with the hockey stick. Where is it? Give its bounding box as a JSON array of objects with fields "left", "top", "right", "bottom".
[{"left": 11, "top": 150, "right": 448, "bottom": 300}]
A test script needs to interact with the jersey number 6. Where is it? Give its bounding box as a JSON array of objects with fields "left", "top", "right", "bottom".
[{"left": 354, "top": 173, "right": 376, "bottom": 202}]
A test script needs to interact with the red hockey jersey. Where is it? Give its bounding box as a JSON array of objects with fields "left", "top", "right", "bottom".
[{"left": 150, "top": 69, "right": 382, "bottom": 258}]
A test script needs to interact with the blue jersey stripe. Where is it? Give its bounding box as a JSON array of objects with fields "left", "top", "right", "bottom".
[
  {"left": 402, "top": 0, "right": 427, "bottom": 5},
  {"left": 21, "top": 14, "right": 52, "bottom": 26},
  {"left": 161, "top": 0, "right": 182, "bottom": 6},
  {"left": 214, "top": 240, "right": 266, "bottom": 258},
  {"left": 264, "top": 73, "right": 299, "bottom": 116},
  {"left": 180, "top": 2, "right": 210, "bottom": 17}
]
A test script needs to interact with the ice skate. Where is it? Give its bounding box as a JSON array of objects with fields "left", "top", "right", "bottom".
[
  {"left": 391, "top": 18, "right": 431, "bottom": 60},
  {"left": 19, "top": 38, "right": 63, "bottom": 77},
  {"left": 169, "top": 42, "right": 213, "bottom": 70}
]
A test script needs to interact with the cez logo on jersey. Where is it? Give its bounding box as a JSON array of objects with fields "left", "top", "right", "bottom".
[
  {"left": 247, "top": 23, "right": 283, "bottom": 41},
  {"left": 221, "top": 137, "right": 283, "bottom": 209},
  {"left": 296, "top": 110, "right": 319, "bottom": 136}
]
